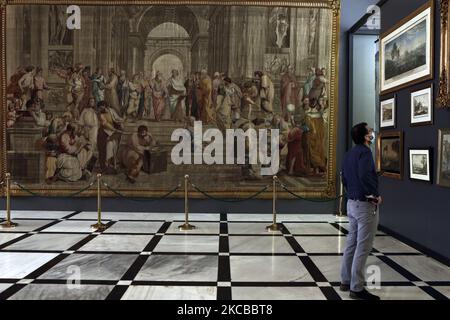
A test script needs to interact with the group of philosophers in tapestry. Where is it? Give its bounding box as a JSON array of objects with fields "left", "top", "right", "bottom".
[{"left": 6, "top": 63, "right": 330, "bottom": 183}]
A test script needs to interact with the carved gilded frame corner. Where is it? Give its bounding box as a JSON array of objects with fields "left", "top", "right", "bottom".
[
  {"left": 0, "top": 0, "right": 341, "bottom": 199},
  {"left": 438, "top": 0, "right": 450, "bottom": 107}
]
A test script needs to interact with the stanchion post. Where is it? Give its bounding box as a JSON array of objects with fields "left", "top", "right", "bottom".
[
  {"left": 335, "top": 171, "right": 346, "bottom": 217},
  {"left": 179, "top": 174, "right": 196, "bottom": 231},
  {"left": 1, "top": 173, "right": 18, "bottom": 228},
  {"left": 91, "top": 173, "right": 107, "bottom": 231},
  {"left": 266, "top": 176, "right": 282, "bottom": 231}
]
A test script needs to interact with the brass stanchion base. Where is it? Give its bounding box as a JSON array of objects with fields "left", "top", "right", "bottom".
[
  {"left": 266, "top": 223, "right": 282, "bottom": 231},
  {"left": 91, "top": 222, "right": 107, "bottom": 231},
  {"left": 178, "top": 223, "right": 196, "bottom": 231},
  {"left": 1, "top": 221, "right": 18, "bottom": 229}
]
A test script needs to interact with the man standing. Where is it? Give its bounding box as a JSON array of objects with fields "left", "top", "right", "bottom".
[
  {"left": 79, "top": 97, "right": 99, "bottom": 151},
  {"left": 117, "top": 70, "right": 130, "bottom": 116},
  {"left": 91, "top": 68, "right": 106, "bottom": 105},
  {"left": 340, "top": 122, "right": 381, "bottom": 300},
  {"left": 198, "top": 69, "right": 215, "bottom": 124},
  {"left": 97, "top": 101, "right": 124, "bottom": 174},
  {"left": 254, "top": 71, "right": 274, "bottom": 114},
  {"left": 150, "top": 71, "right": 167, "bottom": 122},
  {"left": 167, "top": 69, "right": 187, "bottom": 122},
  {"left": 280, "top": 65, "right": 300, "bottom": 120},
  {"left": 105, "top": 68, "right": 120, "bottom": 114}
]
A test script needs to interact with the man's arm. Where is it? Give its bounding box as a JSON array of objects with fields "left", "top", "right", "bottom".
[{"left": 357, "top": 150, "right": 379, "bottom": 197}]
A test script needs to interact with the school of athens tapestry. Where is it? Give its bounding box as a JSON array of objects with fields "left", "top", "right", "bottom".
[{"left": 0, "top": 1, "right": 340, "bottom": 198}]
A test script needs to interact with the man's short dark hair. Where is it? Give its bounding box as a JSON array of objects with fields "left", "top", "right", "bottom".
[
  {"left": 351, "top": 122, "right": 369, "bottom": 145},
  {"left": 138, "top": 125, "right": 148, "bottom": 134}
]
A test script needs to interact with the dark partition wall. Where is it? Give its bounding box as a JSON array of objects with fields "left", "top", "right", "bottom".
[{"left": 379, "top": 0, "right": 450, "bottom": 261}]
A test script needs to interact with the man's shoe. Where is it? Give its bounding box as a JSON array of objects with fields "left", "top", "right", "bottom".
[
  {"left": 349, "top": 289, "right": 380, "bottom": 300},
  {"left": 339, "top": 283, "right": 350, "bottom": 292}
]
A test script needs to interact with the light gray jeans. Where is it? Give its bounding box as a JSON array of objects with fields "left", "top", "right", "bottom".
[{"left": 341, "top": 199, "right": 379, "bottom": 292}]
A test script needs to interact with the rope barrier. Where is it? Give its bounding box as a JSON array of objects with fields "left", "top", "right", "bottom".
[
  {"left": 279, "top": 183, "right": 345, "bottom": 203},
  {"left": 13, "top": 181, "right": 95, "bottom": 198},
  {"left": 6, "top": 177, "right": 345, "bottom": 204},
  {"left": 190, "top": 182, "right": 270, "bottom": 203},
  {"left": 103, "top": 182, "right": 181, "bottom": 202}
]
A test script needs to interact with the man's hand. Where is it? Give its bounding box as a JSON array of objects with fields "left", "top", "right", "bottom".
[{"left": 377, "top": 196, "right": 383, "bottom": 205}]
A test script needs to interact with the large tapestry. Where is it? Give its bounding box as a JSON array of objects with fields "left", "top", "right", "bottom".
[{"left": 0, "top": 0, "right": 341, "bottom": 198}]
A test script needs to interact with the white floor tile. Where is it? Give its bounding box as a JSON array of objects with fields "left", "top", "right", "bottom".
[
  {"left": 154, "top": 235, "right": 219, "bottom": 253},
  {"left": 0, "top": 252, "right": 58, "bottom": 279},
  {"left": 0, "top": 233, "right": 24, "bottom": 246},
  {"left": 389, "top": 256, "right": 450, "bottom": 281},
  {"left": 78, "top": 234, "right": 153, "bottom": 252},
  {"left": 295, "top": 236, "right": 347, "bottom": 253},
  {"left": 373, "top": 237, "right": 419, "bottom": 254},
  {"left": 135, "top": 255, "right": 218, "bottom": 282},
  {"left": 8, "top": 284, "right": 114, "bottom": 300},
  {"left": 165, "top": 222, "right": 220, "bottom": 234},
  {"left": 228, "top": 222, "right": 282, "bottom": 235},
  {"left": 43, "top": 220, "right": 101, "bottom": 233},
  {"left": 284, "top": 223, "right": 342, "bottom": 235},
  {"left": 229, "top": 236, "right": 293, "bottom": 253},
  {"left": 122, "top": 285, "right": 217, "bottom": 300},
  {"left": 104, "top": 221, "right": 164, "bottom": 234},
  {"left": 4, "top": 233, "right": 87, "bottom": 251},
  {"left": 310, "top": 256, "right": 409, "bottom": 282},
  {"left": 230, "top": 256, "right": 313, "bottom": 282},
  {"left": 232, "top": 286, "right": 326, "bottom": 300}
]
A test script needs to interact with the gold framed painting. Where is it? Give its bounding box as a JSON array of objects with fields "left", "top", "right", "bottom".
[
  {"left": 0, "top": 0, "right": 341, "bottom": 199},
  {"left": 377, "top": 131, "right": 404, "bottom": 180},
  {"left": 380, "top": 0, "right": 434, "bottom": 95},
  {"left": 438, "top": 0, "right": 450, "bottom": 107}
]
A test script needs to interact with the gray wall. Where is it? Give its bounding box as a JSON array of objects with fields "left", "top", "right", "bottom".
[
  {"left": 1, "top": 0, "right": 377, "bottom": 215},
  {"left": 379, "top": 0, "right": 450, "bottom": 260}
]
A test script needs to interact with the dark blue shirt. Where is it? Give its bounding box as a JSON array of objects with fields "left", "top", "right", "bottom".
[{"left": 342, "top": 144, "right": 379, "bottom": 200}]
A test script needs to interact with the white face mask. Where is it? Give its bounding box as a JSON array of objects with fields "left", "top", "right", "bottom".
[{"left": 366, "top": 131, "right": 375, "bottom": 145}]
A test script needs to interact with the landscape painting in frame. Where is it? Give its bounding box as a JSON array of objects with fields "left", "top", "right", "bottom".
[
  {"left": 380, "top": 97, "right": 395, "bottom": 128},
  {"left": 0, "top": 1, "right": 341, "bottom": 198},
  {"left": 437, "top": 129, "right": 450, "bottom": 188},
  {"left": 380, "top": 0, "right": 433, "bottom": 95},
  {"left": 409, "top": 148, "right": 432, "bottom": 182},
  {"left": 377, "top": 131, "right": 404, "bottom": 180},
  {"left": 410, "top": 86, "right": 433, "bottom": 126}
]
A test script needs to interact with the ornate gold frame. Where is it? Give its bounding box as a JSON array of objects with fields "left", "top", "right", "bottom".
[
  {"left": 379, "top": 0, "right": 434, "bottom": 96},
  {"left": 0, "top": 0, "right": 341, "bottom": 199},
  {"left": 377, "top": 130, "right": 404, "bottom": 180},
  {"left": 438, "top": 0, "right": 450, "bottom": 107}
]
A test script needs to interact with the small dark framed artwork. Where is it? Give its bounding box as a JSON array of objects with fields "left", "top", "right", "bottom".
[
  {"left": 437, "top": 129, "right": 450, "bottom": 188},
  {"left": 409, "top": 148, "right": 433, "bottom": 182},
  {"left": 410, "top": 85, "right": 433, "bottom": 126},
  {"left": 380, "top": 96, "right": 396, "bottom": 129},
  {"left": 377, "top": 131, "right": 404, "bottom": 180}
]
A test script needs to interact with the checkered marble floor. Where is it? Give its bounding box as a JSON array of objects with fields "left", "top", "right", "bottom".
[{"left": 0, "top": 211, "right": 449, "bottom": 300}]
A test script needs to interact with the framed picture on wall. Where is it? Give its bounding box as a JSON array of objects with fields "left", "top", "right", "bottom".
[
  {"left": 411, "top": 86, "right": 433, "bottom": 126},
  {"left": 409, "top": 148, "right": 433, "bottom": 182},
  {"left": 380, "top": 0, "right": 434, "bottom": 95},
  {"left": 380, "top": 96, "right": 396, "bottom": 128},
  {"left": 437, "top": 129, "right": 450, "bottom": 188},
  {"left": 377, "top": 131, "right": 404, "bottom": 180}
]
